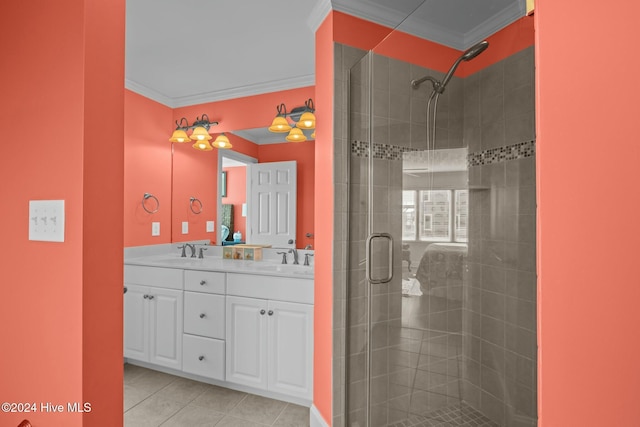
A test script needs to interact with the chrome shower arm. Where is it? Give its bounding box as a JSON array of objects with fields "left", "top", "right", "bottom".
[{"left": 411, "top": 75, "right": 441, "bottom": 91}]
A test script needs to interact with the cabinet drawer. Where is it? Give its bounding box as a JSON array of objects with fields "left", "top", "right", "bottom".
[
  {"left": 184, "top": 270, "right": 225, "bottom": 294},
  {"left": 182, "top": 334, "right": 224, "bottom": 380},
  {"left": 184, "top": 292, "right": 225, "bottom": 339},
  {"left": 124, "top": 265, "right": 183, "bottom": 290}
]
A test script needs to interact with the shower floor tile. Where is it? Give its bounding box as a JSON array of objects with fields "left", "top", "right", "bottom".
[{"left": 388, "top": 402, "right": 498, "bottom": 427}]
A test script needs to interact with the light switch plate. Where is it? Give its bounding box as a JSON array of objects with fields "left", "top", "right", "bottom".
[
  {"left": 152, "top": 222, "right": 160, "bottom": 236},
  {"left": 182, "top": 221, "right": 189, "bottom": 234},
  {"left": 206, "top": 221, "right": 214, "bottom": 232},
  {"left": 29, "top": 200, "right": 65, "bottom": 242}
]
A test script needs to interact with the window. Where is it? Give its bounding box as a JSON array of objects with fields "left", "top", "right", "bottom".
[{"left": 402, "top": 189, "right": 468, "bottom": 243}]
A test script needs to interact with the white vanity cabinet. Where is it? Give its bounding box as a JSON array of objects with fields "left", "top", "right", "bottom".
[
  {"left": 182, "top": 270, "right": 226, "bottom": 380},
  {"left": 124, "top": 266, "right": 183, "bottom": 370},
  {"left": 226, "top": 273, "right": 313, "bottom": 401}
]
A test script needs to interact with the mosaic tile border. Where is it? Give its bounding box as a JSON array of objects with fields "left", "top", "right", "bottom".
[
  {"left": 351, "top": 140, "right": 536, "bottom": 166},
  {"left": 351, "top": 140, "right": 416, "bottom": 160},
  {"left": 467, "top": 140, "right": 535, "bottom": 167}
]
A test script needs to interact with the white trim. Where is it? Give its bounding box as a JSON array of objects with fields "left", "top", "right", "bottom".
[
  {"left": 331, "top": 0, "right": 406, "bottom": 30},
  {"left": 125, "top": 78, "right": 175, "bottom": 107},
  {"left": 126, "top": 75, "right": 315, "bottom": 109},
  {"left": 306, "top": 0, "right": 332, "bottom": 32},
  {"left": 310, "top": 404, "right": 330, "bottom": 427},
  {"left": 463, "top": 1, "right": 525, "bottom": 47}
]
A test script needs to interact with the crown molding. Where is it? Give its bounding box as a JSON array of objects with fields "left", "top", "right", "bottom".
[
  {"left": 331, "top": 0, "right": 414, "bottom": 30},
  {"left": 463, "top": 1, "right": 525, "bottom": 47},
  {"left": 307, "top": 0, "right": 332, "bottom": 32},
  {"left": 126, "top": 75, "right": 315, "bottom": 109},
  {"left": 125, "top": 79, "right": 175, "bottom": 107}
]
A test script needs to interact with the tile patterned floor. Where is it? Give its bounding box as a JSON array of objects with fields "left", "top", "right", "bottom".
[
  {"left": 388, "top": 403, "right": 498, "bottom": 427},
  {"left": 124, "top": 364, "right": 310, "bottom": 427}
]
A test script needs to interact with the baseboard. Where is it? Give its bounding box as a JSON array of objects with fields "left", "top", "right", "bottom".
[{"left": 310, "top": 405, "right": 330, "bottom": 427}]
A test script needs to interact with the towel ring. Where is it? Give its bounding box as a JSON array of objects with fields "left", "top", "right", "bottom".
[
  {"left": 142, "top": 193, "right": 160, "bottom": 214},
  {"left": 190, "top": 197, "right": 203, "bottom": 214}
]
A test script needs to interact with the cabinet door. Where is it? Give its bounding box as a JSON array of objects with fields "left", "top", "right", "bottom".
[
  {"left": 226, "top": 296, "right": 267, "bottom": 389},
  {"left": 267, "top": 300, "right": 313, "bottom": 399},
  {"left": 124, "top": 284, "right": 149, "bottom": 361},
  {"left": 148, "top": 287, "right": 183, "bottom": 370}
]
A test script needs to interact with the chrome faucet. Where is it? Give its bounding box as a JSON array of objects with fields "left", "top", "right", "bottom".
[
  {"left": 289, "top": 248, "right": 299, "bottom": 265},
  {"left": 185, "top": 243, "right": 196, "bottom": 258},
  {"left": 303, "top": 253, "right": 314, "bottom": 266},
  {"left": 198, "top": 246, "right": 207, "bottom": 259}
]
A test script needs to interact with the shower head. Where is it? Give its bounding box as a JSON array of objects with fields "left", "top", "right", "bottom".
[
  {"left": 461, "top": 40, "right": 489, "bottom": 61},
  {"left": 412, "top": 40, "right": 489, "bottom": 92},
  {"left": 439, "top": 40, "right": 489, "bottom": 92}
]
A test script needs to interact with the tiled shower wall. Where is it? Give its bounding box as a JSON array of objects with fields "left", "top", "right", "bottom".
[{"left": 462, "top": 46, "right": 537, "bottom": 426}]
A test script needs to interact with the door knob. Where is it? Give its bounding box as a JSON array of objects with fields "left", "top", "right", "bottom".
[
  {"left": 268, "top": 310, "right": 274, "bottom": 316},
  {"left": 200, "top": 313, "right": 206, "bottom": 319},
  {"left": 260, "top": 309, "right": 266, "bottom": 315},
  {"left": 198, "top": 355, "right": 205, "bottom": 361}
]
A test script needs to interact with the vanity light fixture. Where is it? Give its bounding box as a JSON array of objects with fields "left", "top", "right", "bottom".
[
  {"left": 268, "top": 99, "right": 316, "bottom": 141},
  {"left": 169, "top": 114, "right": 219, "bottom": 150},
  {"left": 212, "top": 133, "right": 233, "bottom": 149}
]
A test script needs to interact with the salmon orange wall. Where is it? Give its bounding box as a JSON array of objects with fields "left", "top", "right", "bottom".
[
  {"left": 125, "top": 90, "right": 173, "bottom": 246},
  {"left": 171, "top": 141, "right": 217, "bottom": 243},
  {"left": 258, "top": 142, "right": 316, "bottom": 248},
  {"left": 536, "top": 1, "right": 640, "bottom": 425},
  {"left": 0, "top": 0, "right": 125, "bottom": 426},
  {"left": 221, "top": 166, "right": 247, "bottom": 240},
  {"left": 314, "top": 12, "right": 335, "bottom": 425}
]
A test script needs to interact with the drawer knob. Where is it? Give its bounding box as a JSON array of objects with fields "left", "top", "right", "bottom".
[
  {"left": 143, "top": 294, "right": 148, "bottom": 299},
  {"left": 268, "top": 310, "right": 274, "bottom": 316},
  {"left": 200, "top": 280, "right": 206, "bottom": 286},
  {"left": 198, "top": 355, "right": 205, "bottom": 361},
  {"left": 260, "top": 309, "right": 266, "bottom": 315},
  {"left": 199, "top": 313, "right": 206, "bottom": 319}
]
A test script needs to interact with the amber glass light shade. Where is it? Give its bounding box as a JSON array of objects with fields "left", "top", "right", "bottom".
[
  {"left": 295, "top": 111, "right": 316, "bottom": 129},
  {"left": 286, "top": 128, "right": 306, "bottom": 142},
  {"left": 212, "top": 134, "right": 233, "bottom": 149},
  {"left": 190, "top": 126, "right": 212, "bottom": 141},
  {"left": 268, "top": 116, "right": 292, "bottom": 133},
  {"left": 169, "top": 129, "right": 190, "bottom": 143},
  {"left": 192, "top": 139, "right": 213, "bottom": 151}
]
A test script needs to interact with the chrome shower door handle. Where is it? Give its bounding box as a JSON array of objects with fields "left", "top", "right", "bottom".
[{"left": 365, "top": 232, "right": 394, "bottom": 284}]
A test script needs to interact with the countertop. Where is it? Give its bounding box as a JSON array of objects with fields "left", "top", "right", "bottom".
[{"left": 125, "top": 254, "right": 314, "bottom": 279}]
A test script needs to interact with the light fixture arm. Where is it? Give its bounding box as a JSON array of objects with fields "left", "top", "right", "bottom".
[{"left": 173, "top": 114, "right": 219, "bottom": 131}]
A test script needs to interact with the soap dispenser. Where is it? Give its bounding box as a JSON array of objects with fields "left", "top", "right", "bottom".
[{"left": 233, "top": 230, "right": 242, "bottom": 242}]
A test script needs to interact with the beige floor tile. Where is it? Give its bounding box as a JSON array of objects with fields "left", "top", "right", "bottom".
[
  {"left": 273, "top": 403, "right": 310, "bottom": 427},
  {"left": 155, "top": 377, "right": 212, "bottom": 404},
  {"left": 127, "top": 366, "right": 177, "bottom": 395},
  {"left": 228, "top": 393, "right": 287, "bottom": 425},
  {"left": 215, "top": 415, "right": 266, "bottom": 427},
  {"left": 191, "top": 384, "right": 247, "bottom": 413},
  {"left": 124, "top": 384, "right": 154, "bottom": 412},
  {"left": 124, "top": 395, "right": 184, "bottom": 427},
  {"left": 160, "top": 403, "right": 225, "bottom": 426}
]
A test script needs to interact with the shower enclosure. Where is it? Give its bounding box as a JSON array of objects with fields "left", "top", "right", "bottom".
[{"left": 333, "top": 4, "right": 537, "bottom": 427}]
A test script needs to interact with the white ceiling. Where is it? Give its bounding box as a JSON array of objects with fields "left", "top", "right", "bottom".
[{"left": 125, "top": 0, "right": 524, "bottom": 110}]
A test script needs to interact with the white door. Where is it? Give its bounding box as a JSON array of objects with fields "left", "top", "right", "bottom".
[
  {"left": 148, "top": 287, "right": 183, "bottom": 370},
  {"left": 267, "top": 300, "right": 313, "bottom": 399},
  {"left": 248, "top": 161, "right": 297, "bottom": 247},
  {"left": 226, "top": 296, "right": 268, "bottom": 390},
  {"left": 124, "top": 284, "right": 149, "bottom": 361}
]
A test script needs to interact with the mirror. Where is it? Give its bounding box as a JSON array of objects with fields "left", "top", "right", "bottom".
[{"left": 171, "top": 124, "right": 315, "bottom": 249}]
